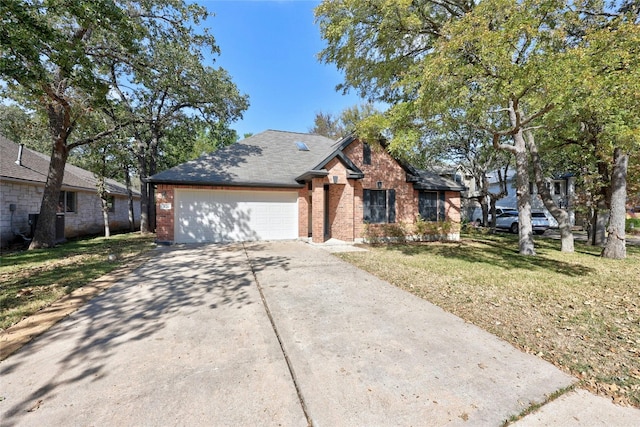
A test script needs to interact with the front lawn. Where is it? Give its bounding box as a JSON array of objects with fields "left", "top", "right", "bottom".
[
  {"left": 0, "top": 233, "right": 156, "bottom": 331},
  {"left": 337, "top": 233, "right": 640, "bottom": 407}
]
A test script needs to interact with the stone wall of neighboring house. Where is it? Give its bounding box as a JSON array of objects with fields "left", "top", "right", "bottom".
[
  {"left": 0, "top": 179, "right": 140, "bottom": 247},
  {"left": 0, "top": 180, "right": 44, "bottom": 245},
  {"left": 64, "top": 190, "right": 140, "bottom": 238}
]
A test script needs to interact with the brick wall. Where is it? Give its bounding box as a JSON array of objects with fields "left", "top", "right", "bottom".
[
  {"left": 311, "top": 178, "right": 326, "bottom": 243},
  {"left": 155, "top": 184, "right": 175, "bottom": 242},
  {"left": 343, "top": 140, "right": 418, "bottom": 239},
  {"left": 298, "top": 185, "right": 310, "bottom": 238}
]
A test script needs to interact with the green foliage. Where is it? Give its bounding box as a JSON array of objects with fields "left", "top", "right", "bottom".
[
  {"left": 0, "top": 105, "right": 50, "bottom": 152},
  {"left": 2, "top": 0, "right": 249, "bottom": 244},
  {"left": 363, "top": 222, "right": 408, "bottom": 244},
  {"left": 414, "top": 217, "right": 457, "bottom": 240},
  {"left": 363, "top": 219, "right": 458, "bottom": 244},
  {"left": 309, "top": 103, "right": 378, "bottom": 139},
  {"left": 627, "top": 219, "right": 640, "bottom": 234}
]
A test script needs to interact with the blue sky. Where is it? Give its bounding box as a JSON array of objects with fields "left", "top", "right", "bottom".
[{"left": 200, "top": 0, "right": 363, "bottom": 138}]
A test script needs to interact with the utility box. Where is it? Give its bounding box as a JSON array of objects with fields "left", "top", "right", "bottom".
[{"left": 28, "top": 213, "right": 65, "bottom": 242}]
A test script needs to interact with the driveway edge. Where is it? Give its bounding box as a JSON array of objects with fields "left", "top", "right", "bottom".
[{"left": 0, "top": 248, "right": 158, "bottom": 361}]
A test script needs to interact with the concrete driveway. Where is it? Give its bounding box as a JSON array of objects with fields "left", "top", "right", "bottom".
[{"left": 1, "top": 241, "right": 637, "bottom": 426}]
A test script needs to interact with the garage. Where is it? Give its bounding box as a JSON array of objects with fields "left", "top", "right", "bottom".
[{"left": 174, "top": 188, "right": 298, "bottom": 244}]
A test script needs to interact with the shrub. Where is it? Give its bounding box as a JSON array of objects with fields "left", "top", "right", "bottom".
[
  {"left": 363, "top": 222, "right": 410, "bottom": 244},
  {"left": 414, "top": 216, "right": 458, "bottom": 240},
  {"left": 627, "top": 218, "right": 640, "bottom": 234},
  {"left": 362, "top": 223, "right": 382, "bottom": 244}
]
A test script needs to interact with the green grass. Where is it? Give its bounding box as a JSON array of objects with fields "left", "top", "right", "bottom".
[
  {"left": 339, "top": 233, "right": 640, "bottom": 407},
  {"left": 0, "top": 233, "right": 156, "bottom": 330}
]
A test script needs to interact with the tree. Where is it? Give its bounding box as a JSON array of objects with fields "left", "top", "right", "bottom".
[
  {"left": 536, "top": 6, "right": 640, "bottom": 255},
  {"left": 2, "top": 0, "right": 248, "bottom": 245},
  {"left": 317, "top": 0, "right": 640, "bottom": 256},
  {"left": 107, "top": 34, "right": 248, "bottom": 233},
  {"left": 2, "top": 1, "right": 144, "bottom": 248},
  {"left": 309, "top": 103, "right": 378, "bottom": 139}
]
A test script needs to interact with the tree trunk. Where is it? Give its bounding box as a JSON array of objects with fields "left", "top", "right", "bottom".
[
  {"left": 526, "top": 129, "right": 574, "bottom": 252},
  {"left": 101, "top": 196, "right": 111, "bottom": 238},
  {"left": 125, "top": 164, "right": 136, "bottom": 232},
  {"left": 602, "top": 148, "right": 627, "bottom": 259},
  {"left": 29, "top": 137, "right": 68, "bottom": 249},
  {"left": 592, "top": 201, "right": 608, "bottom": 246},
  {"left": 136, "top": 138, "right": 151, "bottom": 233},
  {"left": 489, "top": 198, "right": 497, "bottom": 230},
  {"left": 512, "top": 131, "right": 535, "bottom": 255},
  {"left": 148, "top": 132, "right": 160, "bottom": 233}
]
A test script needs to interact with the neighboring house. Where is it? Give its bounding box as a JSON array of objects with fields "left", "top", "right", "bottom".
[
  {"left": 148, "top": 130, "right": 465, "bottom": 244},
  {"left": 430, "top": 164, "right": 479, "bottom": 219},
  {"left": 0, "top": 135, "right": 141, "bottom": 247},
  {"left": 469, "top": 169, "right": 576, "bottom": 228}
]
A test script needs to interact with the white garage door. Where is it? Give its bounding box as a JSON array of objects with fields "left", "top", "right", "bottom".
[{"left": 174, "top": 189, "right": 298, "bottom": 243}]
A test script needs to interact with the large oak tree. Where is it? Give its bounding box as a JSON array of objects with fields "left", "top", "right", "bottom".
[{"left": 1, "top": 0, "right": 247, "bottom": 247}]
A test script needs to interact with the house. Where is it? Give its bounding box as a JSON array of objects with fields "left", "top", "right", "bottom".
[
  {"left": 148, "top": 130, "right": 464, "bottom": 244},
  {"left": 430, "top": 164, "right": 479, "bottom": 219},
  {"left": 471, "top": 169, "right": 576, "bottom": 228},
  {"left": 0, "top": 135, "right": 141, "bottom": 247}
]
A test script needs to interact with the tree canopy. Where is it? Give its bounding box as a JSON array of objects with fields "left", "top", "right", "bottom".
[
  {"left": 316, "top": 0, "right": 640, "bottom": 257},
  {"left": 1, "top": 0, "right": 248, "bottom": 247}
]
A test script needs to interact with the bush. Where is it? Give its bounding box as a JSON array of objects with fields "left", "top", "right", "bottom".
[
  {"left": 414, "top": 216, "right": 458, "bottom": 240},
  {"left": 363, "top": 222, "right": 408, "bottom": 244},
  {"left": 627, "top": 218, "right": 640, "bottom": 234}
]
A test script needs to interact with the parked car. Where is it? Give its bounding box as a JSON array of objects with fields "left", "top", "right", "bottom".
[
  {"left": 495, "top": 211, "right": 550, "bottom": 235},
  {"left": 471, "top": 206, "right": 517, "bottom": 226}
]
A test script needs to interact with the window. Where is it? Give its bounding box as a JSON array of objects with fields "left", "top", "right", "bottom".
[
  {"left": 296, "top": 141, "right": 309, "bottom": 151},
  {"left": 363, "top": 189, "right": 395, "bottom": 223},
  {"left": 58, "top": 191, "right": 77, "bottom": 213},
  {"left": 554, "top": 182, "right": 563, "bottom": 196},
  {"left": 107, "top": 195, "right": 115, "bottom": 213},
  {"left": 529, "top": 182, "right": 535, "bottom": 194},
  {"left": 418, "top": 191, "right": 445, "bottom": 221},
  {"left": 363, "top": 143, "right": 371, "bottom": 165}
]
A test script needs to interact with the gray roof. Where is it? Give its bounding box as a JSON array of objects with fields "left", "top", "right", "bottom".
[
  {"left": 148, "top": 129, "right": 465, "bottom": 192},
  {"left": 0, "top": 135, "right": 138, "bottom": 196},
  {"left": 412, "top": 169, "right": 466, "bottom": 191},
  {"left": 149, "top": 130, "right": 341, "bottom": 187}
]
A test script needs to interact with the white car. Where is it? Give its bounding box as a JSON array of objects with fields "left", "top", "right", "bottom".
[
  {"left": 495, "top": 211, "right": 550, "bottom": 235},
  {"left": 471, "top": 207, "right": 517, "bottom": 226}
]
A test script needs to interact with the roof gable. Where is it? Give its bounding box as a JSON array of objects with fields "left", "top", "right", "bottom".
[
  {"left": 148, "top": 130, "right": 465, "bottom": 192},
  {"left": 149, "top": 130, "right": 339, "bottom": 187}
]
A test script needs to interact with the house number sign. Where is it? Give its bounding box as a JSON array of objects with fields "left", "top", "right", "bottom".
[{"left": 160, "top": 203, "right": 172, "bottom": 210}]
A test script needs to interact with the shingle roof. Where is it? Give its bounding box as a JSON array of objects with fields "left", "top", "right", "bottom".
[
  {"left": 148, "top": 130, "right": 341, "bottom": 187},
  {"left": 147, "top": 129, "right": 465, "bottom": 192},
  {"left": 0, "top": 135, "right": 137, "bottom": 196},
  {"left": 411, "top": 169, "right": 466, "bottom": 191}
]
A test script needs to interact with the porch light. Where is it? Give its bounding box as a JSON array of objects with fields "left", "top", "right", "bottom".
[{"left": 377, "top": 181, "right": 383, "bottom": 189}]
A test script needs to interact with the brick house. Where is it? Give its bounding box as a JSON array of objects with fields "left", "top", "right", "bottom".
[
  {"left": 0, "top": 135, "right": 141, "bottom": 247},
  {"left": 148, "top": 130, "right": 464, "bottom": 244}
]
